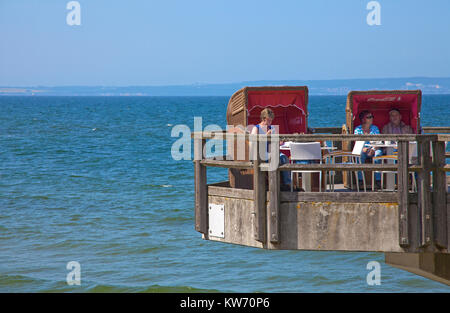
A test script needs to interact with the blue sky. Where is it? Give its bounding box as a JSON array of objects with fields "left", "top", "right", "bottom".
[{"left": 1, "top": 0, "right": 449, "bottom": 86}]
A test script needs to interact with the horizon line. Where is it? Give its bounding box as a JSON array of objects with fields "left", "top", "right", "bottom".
[{"left": 1, "top": 76, "right": 450, "bottom": 88}]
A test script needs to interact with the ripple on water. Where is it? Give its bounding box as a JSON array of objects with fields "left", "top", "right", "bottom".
[
  {"left": 85, "top": 284, "right": 219, "bottom": 293},
  {"left": 2, "top": 96, "right": 450, "bottom": 293}
]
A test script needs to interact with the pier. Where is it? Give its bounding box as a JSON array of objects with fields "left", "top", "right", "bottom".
[{"left": 192, "top": 127, "right": 450, "bottom": 285}]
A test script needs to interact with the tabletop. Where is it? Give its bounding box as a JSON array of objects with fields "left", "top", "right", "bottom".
[
  {"left": 280, "top": 145, "right": 337, "bottom": 150},
  {"left": 369, "top": 141, "right": 398, "bottom": 148}
]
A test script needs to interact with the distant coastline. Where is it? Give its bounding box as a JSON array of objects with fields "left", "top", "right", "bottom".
[{"left": 1, "top": 77, "right": 450, "bottom": 96}]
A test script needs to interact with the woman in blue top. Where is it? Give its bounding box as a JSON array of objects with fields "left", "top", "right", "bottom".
[
  {"left": 354, "top": 110, "right": 382, "bottom": 182},
  {"left": 251, "top": 108, "right": 292, "bottom": 191}
]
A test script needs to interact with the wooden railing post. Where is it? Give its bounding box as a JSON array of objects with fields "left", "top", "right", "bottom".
[
  {"left": 417, "top": 138, "right": 432, "bottom": 248},
  {"left": 268, "top": 137, "right": 280, "bottom": 244},
  {"left": 432, "top": 140, "right": 448, "bottom": 249},
  {"left": 194, "top": 137, "right": 208, "bottom": 235},
  {"left": 397, "top": 140, "right": 410, "bottom": 247},
  {"left": 253, "top": 135, "right": 267, "bottom": 243}
]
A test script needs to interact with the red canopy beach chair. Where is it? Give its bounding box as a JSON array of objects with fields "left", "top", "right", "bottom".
[
  {"left": 226, "top": 86, "right": 309, "bottom": 188},
  {"left": 346, "top": 90, "right": 422, "bottom": 134},
  {"left": 343, "top": 90, "right": 422, "bottom": 188}
]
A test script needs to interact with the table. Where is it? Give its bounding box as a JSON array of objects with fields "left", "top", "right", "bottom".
[
  {"left": 369, "top": 141, "right": 398, "bottom": 150},
  {"left": 369, "top": 142, "right": 398, "bottom": 191},
  {"left": 280, "top": 144, "right": 337, "bottom": 154},
  {"left": 280, "top": 146, "right": 337, "bottom": 150},
  {"left": 279, "top": 143, "right": 336, "bottom": 191}
]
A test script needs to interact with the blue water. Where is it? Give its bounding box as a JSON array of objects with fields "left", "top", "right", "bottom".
[{"left": 0, "top": 95, "right": 449, "bottom": 292}]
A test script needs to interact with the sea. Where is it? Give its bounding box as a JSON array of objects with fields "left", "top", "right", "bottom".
[{"left": 0, "top": 95, "right": 449, "bottom": 293}]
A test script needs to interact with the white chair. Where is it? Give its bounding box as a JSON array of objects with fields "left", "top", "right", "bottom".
[
  {"left": 371, "top": 155, "right": 398, "bottom": 191},
  {"left": 372, "top": 141, "right": 417, "bottom": 192},
  {"left": 408, "top": 141, "right": 418, "bottom": 192},
  {"left": 289, "top": 142, "right": 323, "bottom": 192},
  {"left": 324, "top": 141, "right": 366, "bottom": 192}
]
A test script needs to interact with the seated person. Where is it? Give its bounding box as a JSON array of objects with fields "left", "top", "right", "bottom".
[
  {"left": 382, "top": 108, "right": 414, "bottom": 134},
  {"left": 354, "top": 110, "right": 383, "bottom": 163},
  {"left": 383, "top": 108, "right": 418, "bottom": 172},
  {"left": 250, "top": 108, "right": 292, "bottom": 191},
  {"left": 354, "top": 110, "right": 382, "bottom": 183}
]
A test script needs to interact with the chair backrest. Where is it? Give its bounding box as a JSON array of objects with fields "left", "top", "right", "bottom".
[
  {"left": 408, "top": 141, "right": 418, "bottom": 160},
  {"left": 290, "top": 142, "right": 322, "bottom": 161},
  {"left": 352, "top": 141, "right": 366, "bottom": 155},
  {"left": 322, "top": 141, "right": 334, "bottom": 153}
]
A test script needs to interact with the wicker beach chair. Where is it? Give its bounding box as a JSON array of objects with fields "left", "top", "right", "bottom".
[{"left": 226, "top": 86, "right": 309, "bottom": 189}]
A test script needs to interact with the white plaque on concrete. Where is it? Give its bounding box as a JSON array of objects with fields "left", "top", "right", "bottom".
[{"left": 208, "top": 203, "right": 224, "bottom": 238}]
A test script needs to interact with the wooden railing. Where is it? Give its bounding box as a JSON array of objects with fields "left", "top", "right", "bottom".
[{"left": 192, "top": 130, "right": 449, "bottom": 250}]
